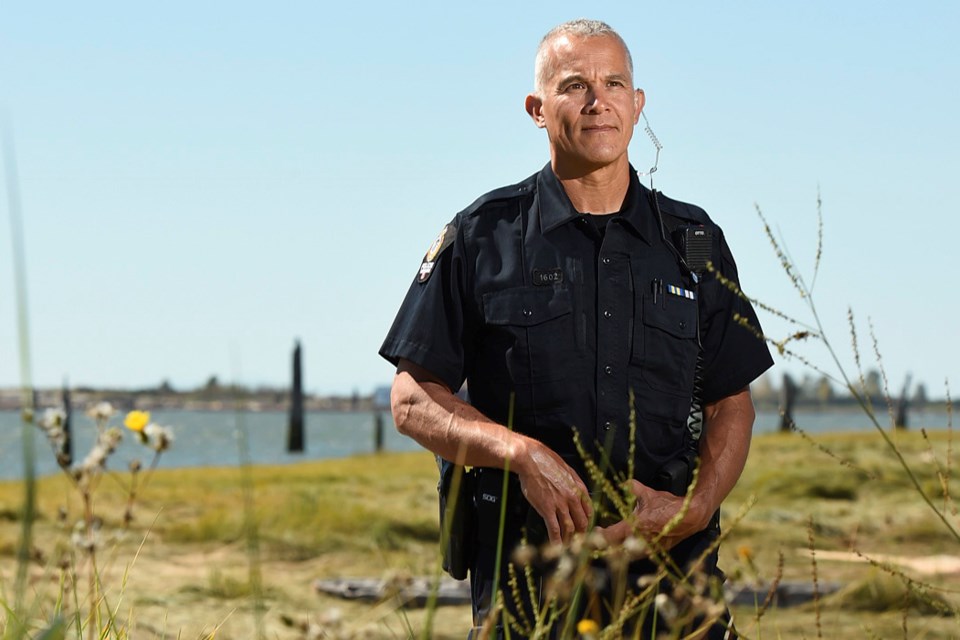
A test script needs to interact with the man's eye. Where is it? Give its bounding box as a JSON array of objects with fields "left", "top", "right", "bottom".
[
  {"left": 564, "top": 83, "right": 585, "bottom": 92},
  {"left": 608, "top": 81, "right": 625, "bottom": 87}
]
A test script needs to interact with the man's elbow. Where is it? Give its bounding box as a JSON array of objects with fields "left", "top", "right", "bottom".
[
  {"left": 390, "top": 369, "right": 426, "bottom": 437},
  {"left": 733, "top": 386, "right": 757, "bottom": 425},
  {"left": 390, "top": 373, "right": 417, "bottom": 437},
  {"left": 739, "top": 386, "right": 757, "bottom": 426}
]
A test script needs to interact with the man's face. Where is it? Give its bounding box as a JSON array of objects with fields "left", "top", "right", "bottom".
[{"left": 526, "top": 35, "right": 644, "bottom": 175}]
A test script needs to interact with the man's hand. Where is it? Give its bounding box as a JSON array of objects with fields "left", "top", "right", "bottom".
[
  {"left": 595, "top": 480, "right": 708, "bottom": 550},
  {"left": 513, "top": 440, "right": 593, "bottom": 545},
  {"left": 392, "top": 359, "right": 592, "bottom": 545},
  {"left": 595, "top": 387, "right": 756, "bottom": 550}
]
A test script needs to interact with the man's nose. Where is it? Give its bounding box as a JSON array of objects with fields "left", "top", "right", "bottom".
[{"left": 583, "top": 87, "right": 610, "bottom": 113}]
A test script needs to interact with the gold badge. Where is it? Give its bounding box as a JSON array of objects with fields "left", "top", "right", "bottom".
[{"left": 425, "top": 226, "right": 447, "bottom": 263}]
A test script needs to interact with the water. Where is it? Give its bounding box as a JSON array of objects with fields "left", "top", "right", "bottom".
[
  {"left": 0, "top": 407, "right": 952, "bottom": 481},
  {"left": 0, "top": 409, "right": 419, "bottom": 481}
]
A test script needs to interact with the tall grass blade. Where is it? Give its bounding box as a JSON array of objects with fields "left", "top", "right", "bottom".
[
  {"left": 232, "top": 359, "right": 266, "bottom": 640},
  {"left": 810, "top": 187, "right": 823, "bottom": 293},
  {"left": 3, "top": 115, "right": 37, "bottom": 633},
  {"left": 489, "top": 392, "right": 515, "bottom": 629}
]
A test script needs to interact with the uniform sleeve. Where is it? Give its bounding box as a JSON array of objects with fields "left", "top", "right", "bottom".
[
  {"left": 378, "top": 218, "right": 477, "bottom": 392},
  {"left": 698, "top": 228, "right": 774, "bottom": 404}
]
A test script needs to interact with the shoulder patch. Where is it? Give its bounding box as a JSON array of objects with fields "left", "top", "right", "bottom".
[{"left": 418, "top": 223, "right": 456, "bottom": 283}]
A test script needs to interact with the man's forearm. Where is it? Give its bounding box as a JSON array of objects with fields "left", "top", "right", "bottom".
[
  {"left": 390, "top": 362, "right": 530, "bottom": 470},
  {"left": 689, "top": 386, "right": 755, "bottom": 527}
]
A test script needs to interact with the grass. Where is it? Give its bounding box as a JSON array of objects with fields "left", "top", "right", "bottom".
[
  {"left": 727, "top": 430, "right": 960, "bottom": 561},
  {"left": 1, "top": 429, "right": 959, "bottom": 638},
  {"left": 0, "top": 453, "right": 440, "bottom": 567},
  {"left": 723, "top": 430, "right": 960, "bottom": 638},
  {"left": 0, "top": 451, "right": 459, "bottom": 638}
]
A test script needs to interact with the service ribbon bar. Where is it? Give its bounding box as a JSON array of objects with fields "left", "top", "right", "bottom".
[{"left": 666, "top": 284, "right": 696, "bottom": 300}]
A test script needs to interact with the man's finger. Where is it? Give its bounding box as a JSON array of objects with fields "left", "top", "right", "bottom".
[
  {"left": 626, "top": 479, "right": 647, "bottom": 498},
  {"left": 581, "top": 492, "right": 594, "bottom": 517},
  {"left": 569, "top": 497, "right": 590, "bottom": 532},
  {"left": 628, "top": 480, "right": 654, "bottom": 511},
  {"left": 544, "top": 513, "right": 562, "bottom": 545},
  {"left": 559, "top": 512, "right": 576, "bottom": 541}
]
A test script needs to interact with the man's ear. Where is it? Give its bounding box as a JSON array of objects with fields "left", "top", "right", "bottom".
[
  {"left": 525, "top": 94, "right": 546, "bottom": 129},
  {"left": 634, "top": 89, "right": 646, "bottom": 124}
]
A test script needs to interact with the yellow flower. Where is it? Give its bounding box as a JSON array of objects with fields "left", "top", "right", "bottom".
[
  {"left": 124, "top": 410, "right": 151, "bottom": 433},
  {"left": 576, "top": 619, "right": 599, "bottom": 636}
]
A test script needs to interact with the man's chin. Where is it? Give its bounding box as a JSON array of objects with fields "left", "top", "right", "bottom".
[{"left": 557, "top": 150, "right": 630, "bottom": 175}]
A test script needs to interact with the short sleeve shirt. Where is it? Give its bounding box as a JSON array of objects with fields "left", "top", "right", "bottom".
[{"left": 380, "top": 163, "right": 773, "bottom": 484}]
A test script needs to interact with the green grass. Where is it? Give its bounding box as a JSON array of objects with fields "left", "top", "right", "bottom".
[{"left": 0, "top": 452, "right": 442, "bottom": 572}]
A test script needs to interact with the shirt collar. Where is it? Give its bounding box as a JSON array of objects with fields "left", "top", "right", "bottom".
[{"left": 536, "top": 162, "right": 657, "bottom": 245}]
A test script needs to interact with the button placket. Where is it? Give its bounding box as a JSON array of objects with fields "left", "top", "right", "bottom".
[{"left": 596, "top": 247, "right": 630, "bottom": 443}]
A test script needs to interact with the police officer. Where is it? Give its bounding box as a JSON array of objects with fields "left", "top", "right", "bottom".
[{"left": 380, "top": 18, "right": 773, "bottom": 638}]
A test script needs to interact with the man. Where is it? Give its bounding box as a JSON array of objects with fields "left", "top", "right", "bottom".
[{"left": 380, "top": 19, "right": 773, "bottom": 638}]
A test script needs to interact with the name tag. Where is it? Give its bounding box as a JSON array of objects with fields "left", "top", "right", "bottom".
[{"left": 532, "top": 268, "right": 563, "bottom": 286}]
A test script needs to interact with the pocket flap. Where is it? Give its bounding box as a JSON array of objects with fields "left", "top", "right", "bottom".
[
  {"left": 643, "top": 295, "right": 697, "bottom": 338},
  {"left": 483, "top": 286, "right": 572, "bottom": 327}
]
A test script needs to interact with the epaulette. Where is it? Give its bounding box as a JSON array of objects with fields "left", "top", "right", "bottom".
[
  {"left": 456, "top": 172, "right": 538, "bottom": 218},
  {"left": 652, "top": 189, "right": 714, "bottom": 227}
]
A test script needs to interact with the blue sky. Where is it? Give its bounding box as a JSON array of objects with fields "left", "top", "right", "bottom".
[{"left": 1, "top": 1, "right": 957, "bottom": 398}]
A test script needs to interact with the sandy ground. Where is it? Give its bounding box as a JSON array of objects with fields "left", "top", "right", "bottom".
[
  {"left": 11, "top": 529, "right": 960, "bottom": 639},
  {"left": 803, "top": 549, "right": 960, "bottom": 576},
  {"left": 10, "top": 536, "right": 473, "bottom": 639}
]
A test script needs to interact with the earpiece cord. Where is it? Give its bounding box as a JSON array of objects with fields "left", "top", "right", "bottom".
[{"left": 636, "top": 111, "right": 662, "bottom": 185}]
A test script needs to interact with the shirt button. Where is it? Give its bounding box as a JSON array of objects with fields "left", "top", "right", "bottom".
[
  {"left": 604, "top": 365, "right": 613, "bottom": 375},
  {"left": 522, "top": 309, "right": 532, "bottom": 317},
  {"left": 603, "top": 421, "right": 613, "bottom": 431},
  {"left": 603, "top": 310, "right": 612, "bottom": 319},
  {"left": 679, "top": 320, "right": 687, "bottom": 330},
  {"left": 602, "top": 257, "right": 611, "bottom": 265}
]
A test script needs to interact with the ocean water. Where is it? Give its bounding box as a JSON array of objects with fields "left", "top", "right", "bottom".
[{"left": 0, "top": 407, "right": 952, "bottom": 481}]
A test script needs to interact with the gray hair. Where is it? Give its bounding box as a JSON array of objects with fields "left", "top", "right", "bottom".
[{"left": 533, "top": 19, "right": 634, "bottom": 97}]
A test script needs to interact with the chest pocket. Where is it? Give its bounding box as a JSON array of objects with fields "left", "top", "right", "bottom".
[
  {"left": 482, "top": 285, "right": 576, "bottom": 383},
  {"left": 633, "top": 294, "right": 699, "bottom": 394}
]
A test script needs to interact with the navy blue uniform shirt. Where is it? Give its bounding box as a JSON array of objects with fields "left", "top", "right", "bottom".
[{"left": 380, "top": 163, "right": 773, "bottom": 488}]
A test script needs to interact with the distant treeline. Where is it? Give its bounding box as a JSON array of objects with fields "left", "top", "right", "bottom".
[
  {"left": 0, "top": 375, "right": 382, "bottom": 413},
  {"left": 2, "top": 369, "right": 947, "bottom": 414}
]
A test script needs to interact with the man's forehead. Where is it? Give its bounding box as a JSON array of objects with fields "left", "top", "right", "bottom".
[{"left": 544, "top": 35, "right": 631, "bottom": 79}]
